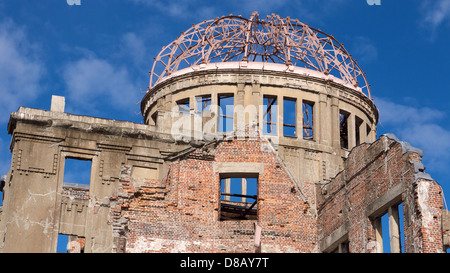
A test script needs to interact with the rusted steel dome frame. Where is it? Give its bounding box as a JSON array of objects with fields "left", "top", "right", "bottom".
[{"left": 149, "top": 12, "right": 371, "bottom": 99}]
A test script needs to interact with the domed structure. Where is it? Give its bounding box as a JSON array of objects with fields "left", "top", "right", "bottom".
[
  {"left": 141, "top": 12, "right": 378, "bottom": 185},
  {"left": 148, "top": 12, "right": 371, "bottom": 98}
]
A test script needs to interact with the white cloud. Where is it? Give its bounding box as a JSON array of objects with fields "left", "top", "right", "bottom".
[
  {"left": 375, "top": 97, "right": 450, "bottom": 172},
  {"left": 420, "top": 0, "right": 450, "bottom": 32},
  {"left": 349, "top": 36, "right": 378, "bottom": 64},
  {"left": 120, "top": 32, "right": 147, "bottom": 68},
  {"left": 63, "top": 56, "right": 140, "bottom": 116},
  {"left": 0, "top": 20, "right": 44, "bottom": 122},
  {"left": 129, "top": 0, "right": 219, "bottom": 20}
]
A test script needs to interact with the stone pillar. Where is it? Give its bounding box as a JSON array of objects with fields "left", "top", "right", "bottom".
[{"left": 388, "top": 205, "right": 401, "bottom": 253}]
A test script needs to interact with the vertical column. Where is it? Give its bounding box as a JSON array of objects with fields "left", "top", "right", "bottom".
[
  {"left": 236, "top": 83, "right": 245, "bottom": 135},
  {"left": 247, "top": 82, "right": 260, "bottom": 131},
  {"left": 211, "top": 91, "right": 218, "bottom": 133},
  {"left": 330, "top": 97, "right": 340, "bottom": 150},
  {"left": 278, "top": 95, "right": 283, "bottom": 137},
  {"left": 224, "top": 178, "right": 230, "bottom": 201},
  {"left": 359, "top": 120, "right": 367, "bottom": 144},
  {"left": 374, "top": 217, "right": 383, "bottom": 253},
  {"left": 252, "top": 83, "right": 262, "bottom": 133},
  {"left": 296, "top": 98, "right": 302, "bottom": 139},
  {"left": 388, "top": 205, "right": 401, "bottom": 253},
  {"left": 348, "top": 114, "right": 356, "bottom": 150},
  {"left": 318, "top": 93, "right": 329, "bottom": 145},
  {"left": 241, "top": 178, "right": 247, "bottom": 203},
  {"left": 189, "top": 96, "right": 195, "bottom": 140}
]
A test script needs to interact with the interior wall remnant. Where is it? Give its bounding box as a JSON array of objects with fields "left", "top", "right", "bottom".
[{"left": 317, "top": 134, "right": 445, "bottom": 253}]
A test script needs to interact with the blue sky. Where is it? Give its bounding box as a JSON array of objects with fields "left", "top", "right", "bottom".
[{"left": 1, "top": 0, "right": 450, "bottom": 246}]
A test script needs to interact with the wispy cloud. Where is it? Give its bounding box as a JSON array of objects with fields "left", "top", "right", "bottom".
[
  {"left": 375, "top": 97, "right": 450, "bottom": 172},
  {"left": 127, "top": 0, "right": 347, "bottom": 23},
  {"left": 119, "top": 32, "right": 148, "bottom": 69},
  {"left": 349, "top": 36, "right": 378, "bottom": 65},
  {"left": 128, "top": 0, "right": 219, "bottom": 20},
  {"left": 62, "top": 56, "right": 141, "bottom": 117},
  {"left": 0, "top": 19, "right": 45, "bottom": 123},
  {"left": 420, "top": 0, "right": 450, "bottom": 36}
]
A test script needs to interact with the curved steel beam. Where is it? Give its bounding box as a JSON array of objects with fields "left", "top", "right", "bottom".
[{"left": 149, "top": 12, "right": 371, "bottom": 99}]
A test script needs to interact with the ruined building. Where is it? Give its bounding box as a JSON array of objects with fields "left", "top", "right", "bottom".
[{"left": 0, "top": 12, "right": 449, "bottom": 253}]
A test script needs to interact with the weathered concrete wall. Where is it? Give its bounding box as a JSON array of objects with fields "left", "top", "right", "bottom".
[
  {"left": 317, "top": 134, "right": 445, "bottom": 253},
  {"left": 0, "top": 107, "right": 189, "bottom": 253}
]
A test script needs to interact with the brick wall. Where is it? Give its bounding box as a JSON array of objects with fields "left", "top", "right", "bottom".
[
  {"left": 111, "top": 136, "right": 317, "bottom": 253},
  {"left": 317, "top": 135, "right": 445, "bottom": 253}
]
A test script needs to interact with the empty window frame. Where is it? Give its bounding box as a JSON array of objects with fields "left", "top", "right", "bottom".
[
  {"left": 283, "top": 98, "right": 296, "bottom": 137},
  {"left": 57, "top": 234, "right": 85, "bottom": 253},
  {"left": 177, "top": 98, "right": 190, "bottom": 114},
  {"left": 374, "top": 203, "right": 405, "bottom": 253},
  {"left": 263, "top": 95, "right": 277, "bottom": 135},
  {"left": 63, "top": 158, "right": 92, "bottom": 188},
  {"left": 339, "top": 110, "right": 349, "bottom": 149},
  {"left": 220, "top": 176, "right": 258, "bottom": 220},
  {"left": 57, "top": 234, "right": 69, "bottom": 253},
  {"left": 303, "top": 101, "right": 314, "bottom": 140},
  {"left": 218, "top": 94, "right": 234, "bottom": 132},
  {"left": 195, "top": 95, "right": 211, "bottom": 115}
]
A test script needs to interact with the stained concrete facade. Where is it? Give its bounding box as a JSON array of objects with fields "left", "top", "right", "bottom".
[{"left": 0, "top": 66, "right": 448, "bottom": 253}]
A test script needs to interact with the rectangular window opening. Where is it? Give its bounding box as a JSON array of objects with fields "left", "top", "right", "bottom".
[
  {"left": 303, "top": 101, "right": 314, "bottom": 140},
  {"left": 63, "top": 158, "right": 92, "bottom": 189},
  {"left": 339, "top": 111, "right": 349, "bottom": 149},
  {"left": 57, "top": 234, "right": 69, "bottom": 253},
  {"left": 218, "top": 94, "right": 234, "bottom": 132},
  {"left": 220, "top": 176, "right": 258, "bottom": 221},
  {"left": 177, "top": 98, "right": 190, "bottom": 114},
  {"left": 263, "top": 95, "right": 277, "bottom": 135},
  {"left": 283, "top": 98, "right": 296, "bottom": 137},
  {"left": 195, "top": 95, "right": 211, "bottom": 116},
  {"left": 375, "top": 203, "right": 404, "bottom": 253}
]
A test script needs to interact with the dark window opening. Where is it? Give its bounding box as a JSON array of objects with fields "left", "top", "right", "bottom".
[
  {"left": 303, "top": 101, "right": 314, "bottom": 140},
  {"left": 339, "top": 111, "right": 349, "bottom": 149},
  {"left": 63, "top": 158, "right": 92, "bottom": 188},
  {"left": 220, "top": 177, "right": 257, "bottom": 220},
  {"left": 283, "top": 98, "right": 296, "bottom": 137},
  {"left": 151, "top": 111, "right": 158, "bottom": 126},
  {"left": 177, "top": 98, "right": 190, "bottom": 114},
  {"left": 263, "top": 95, "right": 277, "bottom": 135},
  {"left": 218, "top": 94, "right": 234, "bottom": 132},
  {"left": 355, "top": 116, "right": 363, "bottom": 146},
  {"left": 366, "top": 124, "right": 371, "bottom": 141}
]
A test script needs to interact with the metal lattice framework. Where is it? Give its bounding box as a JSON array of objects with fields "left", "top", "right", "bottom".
[{"left": 149, "top": 12, "right": 371, "bottom": 98}]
